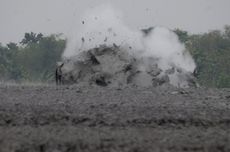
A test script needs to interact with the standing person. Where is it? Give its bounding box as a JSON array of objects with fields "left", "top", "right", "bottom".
[{"left": 55, "top": 62, "right": 64, "bottom": 85}]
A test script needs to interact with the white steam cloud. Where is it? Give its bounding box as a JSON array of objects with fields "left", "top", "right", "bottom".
[
  {"left": 64, "top": 4, "right": 143, "bottom": 57},
  {"left": 63, "top": 4, "right": 196, "bottom": 87}
]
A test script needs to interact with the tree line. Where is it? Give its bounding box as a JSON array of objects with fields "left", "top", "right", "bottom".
[
  {"left": 174, "top": 25, "right": 230, "bottom": 88},
  {"left": 0, "top": 26, "right": 230, "bottom": 87},
  {"left": 0, "top": 32, "right": 65, "bottom": 83}
]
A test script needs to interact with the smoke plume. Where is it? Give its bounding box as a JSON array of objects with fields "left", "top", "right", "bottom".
[{"left": 62, "top": 4, "right": 196, "bottom": 87}]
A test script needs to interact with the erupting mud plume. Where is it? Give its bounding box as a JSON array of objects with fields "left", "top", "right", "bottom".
[
  {"left": 63, "top": 4, "right": 143, "bottom": 57},
  {"left": 62, "top": 4, "right": 197, "bottom": 88}
]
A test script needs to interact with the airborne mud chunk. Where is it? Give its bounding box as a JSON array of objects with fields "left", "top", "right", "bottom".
[{"left": 60, "top": 45, "right": 198, "bottom": 88}]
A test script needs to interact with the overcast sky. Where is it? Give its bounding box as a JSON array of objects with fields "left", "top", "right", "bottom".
[{"left": 0, "top": 0, "right": 230, "bottom": 44}]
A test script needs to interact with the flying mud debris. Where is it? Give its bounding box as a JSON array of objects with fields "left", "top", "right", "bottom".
[
  {"left": 59, "top": 45, "right": 198, "bottom": 88},
  {"left": 60, "top": 5, "right": 198, "bottom": 88}
]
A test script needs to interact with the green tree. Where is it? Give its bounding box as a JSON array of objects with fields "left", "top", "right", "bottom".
[
  {"left": 186, "top": 29, "right": 230, "bottom": 87},
  {"left": 16, "top": 33, "right": 66, "bottom": 82},
  {"left": 174, "top": 28, "right": 189, "bottom": 43},
  {"left": 20, "top": 32, "right": 43, "bottom": 45}
]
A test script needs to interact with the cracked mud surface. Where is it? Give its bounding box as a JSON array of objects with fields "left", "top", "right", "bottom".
[{"left": 0, "top": 85, "right": 230, "bottom": 152}]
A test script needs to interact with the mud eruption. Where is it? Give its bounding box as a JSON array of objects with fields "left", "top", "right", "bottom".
[{"left": 61, "top": 5, "right": 197, "bottom": 88}]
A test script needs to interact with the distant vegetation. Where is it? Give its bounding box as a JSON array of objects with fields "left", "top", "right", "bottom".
[
  {"left": 174, "top": 25, "right": 230, "bottom": 88},
  {"left": 0, "top": 32, "right": 65, "bottom": 83},
  {"left": 0, "top": 26, "right": 230, "bottom": 87}
]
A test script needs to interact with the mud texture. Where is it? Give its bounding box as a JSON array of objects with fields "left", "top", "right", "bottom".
[
  {"left": 0, "top": 85, "right": 230, "bottom": 152},
  {"left": 60, "top": 45, "right": 197, "bottom": 88}
]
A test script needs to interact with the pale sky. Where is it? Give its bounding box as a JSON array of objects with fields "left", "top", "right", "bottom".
[{"left": 0, "top": 0, "right": 230, "bottom": 44}]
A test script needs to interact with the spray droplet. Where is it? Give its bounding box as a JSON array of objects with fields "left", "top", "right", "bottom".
[
  {"left": 108, "top": 28, "right": 113, "bottom": 32},
  {"left": 81, "top": 37, "right": 85, "bottom": 43},
  {"left": 104, "top": 37, "right": 108, "bottom": 42}
]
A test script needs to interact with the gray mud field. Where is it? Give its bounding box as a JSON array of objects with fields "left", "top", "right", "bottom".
[{"left": 0, "top": 85, "right": 230, "bottom": 152}]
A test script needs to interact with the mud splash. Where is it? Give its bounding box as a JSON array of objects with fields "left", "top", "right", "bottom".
[{"left": 60, "top": 45, "right": 197, "bottom": 88}]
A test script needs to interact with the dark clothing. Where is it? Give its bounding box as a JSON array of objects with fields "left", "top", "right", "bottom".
[{"left": 55, "top": 63, "right": 64, "bottom": 85}]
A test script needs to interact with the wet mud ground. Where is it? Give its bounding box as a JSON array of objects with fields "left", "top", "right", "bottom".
[{"left": 0, "top": 85, "right": 230, "bottom": 152}]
